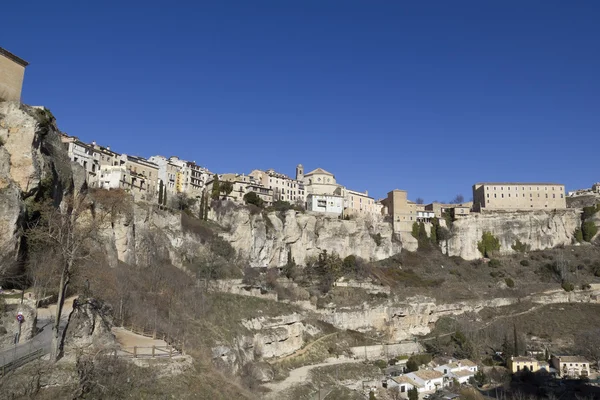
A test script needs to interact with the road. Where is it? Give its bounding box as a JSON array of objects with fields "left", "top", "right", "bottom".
[
  {"left": 263, "top": 357, "right": 363, "bottom": 396},
  {"left": 0, "top": 296, "right": 77, "bottom": 368}
]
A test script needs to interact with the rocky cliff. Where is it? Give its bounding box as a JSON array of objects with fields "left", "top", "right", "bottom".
[
  {"left": 447, "top": 210, "right": 581, "bottom": 260},
  {"left": 212, "top": 205, "right": 402, "bottom": 267}
]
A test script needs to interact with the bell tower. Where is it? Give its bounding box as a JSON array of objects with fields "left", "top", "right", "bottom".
[{"left": 296, "top": 164, "right": 304, "bottom": 181}]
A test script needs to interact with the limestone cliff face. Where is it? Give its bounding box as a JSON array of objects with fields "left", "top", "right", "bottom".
[
  {"left": 0, "top": 102, "right": 84, "bottom": 268},
  {"left": 212, "top": 206, "right": 402, "bottom": 267},
  {"left": 447, "top": 210, "right": 581, "bottom": 260}
]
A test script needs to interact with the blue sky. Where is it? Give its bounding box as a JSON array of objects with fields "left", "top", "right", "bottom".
[{"left": 3, "top": 1, "right": 599, "bottom": 202}]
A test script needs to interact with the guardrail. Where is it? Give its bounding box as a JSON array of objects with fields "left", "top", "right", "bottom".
[
  {"left": 125, "top": 325, "right": 184, "bottom": 354},
  {"left": 0, "top": 348, "right": 46, "bottom": 377},
  {"left": 118, "top": 345, "right": 180, "bottom": 359}
]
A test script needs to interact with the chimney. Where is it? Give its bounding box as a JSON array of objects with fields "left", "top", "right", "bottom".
[
  {"left": 107, "top": 146, "right": 110, "bottom": 151},
  {"left": 92, "top": 141, "right": 96, "bottom": 146},
  {"left": 365, "top": 190, "right": 368, "bottom": 196}
]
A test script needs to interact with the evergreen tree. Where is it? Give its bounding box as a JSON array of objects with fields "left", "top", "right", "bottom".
[
  {"left": 211, "top": 174, "right": 220, "bottom": 200},
  {"left": 204, "top": 194, "right": 209, "bottom": 220},
  {"left": 158, "top": 180, "right": 164, "bottom": 205},
  {"left": 199, "top": 193, "right": 205, "bottom": 219},
  {"left": 411, "top": 222, "right": 420, "bottom": 239},
  {"left": 430, "top": 217, "right": 438, "bottom": 244},
  {"left": 408, "top": 387, "right": 419, "bottom": 400},
  {"left": 163, "top": 186, "right": 168, "bottom": 207}
]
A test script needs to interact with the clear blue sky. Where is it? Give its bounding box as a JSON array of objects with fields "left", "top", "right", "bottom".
[{"left": 3, "top": 1, "right": 599, "bottom": 202}]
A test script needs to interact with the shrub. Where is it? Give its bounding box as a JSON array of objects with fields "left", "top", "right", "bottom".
[
  {"left": 488, "top": 259, "right": 501, "bottom": 268},
  {"left": 574, "top": 228, "right": 584, "bottom": 243},
  {"left": 490, "top": 271, "right": 505, "bottom": 278},
  {"left": 478, "top": 232, "right": 500, "bottom": 258},
  {"left": 511, "top": 239, "right": 530, "bottom": 253},
  {"left": 243, "top": 192, "right": 264, "bottom": 208},
  {"left": 582, "top": 204, "right": 600, "bottom": 220},
  {"left": 520, "top": 260, "right": 530, "bottom": 267},
  {"left": 373, "top": 359, "right": 387, "bottom": 369},
  {"left": 582, "top": 221, "right": 598, "bottom": 242},
  {"left": 561, "top": 282, "right": 575, "bottom": 292},
  {"left": 505, "top": 278, "right": 515, "bottom": 288},
  {"left": 581, "top": 283, "right": 592, "bottom": 290},
  {"left": 371, "top": 233, "right": 382, "bottom": 246}
]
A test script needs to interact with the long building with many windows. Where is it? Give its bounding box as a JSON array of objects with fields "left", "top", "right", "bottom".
[{"left": 472, "top": 182, "right": 566, "bottom": 212}]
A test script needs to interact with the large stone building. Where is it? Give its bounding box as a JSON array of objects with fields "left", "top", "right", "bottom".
[
  {"left": 425, "top": 202, "right": 473, "bottom": 219},
  {"left": 250, "top": 168, "right": 306, "bottom": 204},
  {"left": 206, "top": 173, "right": 274, "bottom": 206},
  {"left": 148, "top": 155, "right": 179, "bottom": 194},
  {"left": 345, "top": 189, "right": 379, "bottom": 217},
  {"left": 60, "top": 134, "right": 99, "bottom": 187},
  {"left": 0, "top": 47, "right": 28, "bottom": 102},
  {"left": 473, "top": 183, "right": 566, "bottom": 212},
  {"left": 300, "top": 166, "right": 345, "bottom": 197},
  {"left": 381, "top": 190, "right": 417, "bottom": 232}
]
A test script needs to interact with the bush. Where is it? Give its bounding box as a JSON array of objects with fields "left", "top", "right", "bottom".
[
  {"left": 561, "top": 282, "right": 575, "bottom": 292},
  {"left": 505, "top": 278, "right": 515, "bottom": 288},
  {"left": 371, "top": 233, "right": 382, "bottom": 247},
  {"left": 582, "top": 221, "right": 598, "bottom": 242},
  {"left": 490, "top": 271, "right": 505, "bottom": 278},
  {"left": 373, "top": 359, "right": 387, "bottom": 369},
  {"left": 520, "top": 260, "right": 530, "bottom": 267},
  {"left": 243, "top": 192, "right": 264, "bottom": 208},
  {"left": 581, "top": 283, "right": 592, "bottom": 290},
  {"left": 574, "top": 228, "right": 584, "bottom": 243},
  {"left": 488, "top": 259, "right": 501, "bottom": 268},
  {"left": 511, "top": 239, "right": 530, "bottom": 253},
  {"left": 478, "top": 232, "right": 500, "bottom": 258}
]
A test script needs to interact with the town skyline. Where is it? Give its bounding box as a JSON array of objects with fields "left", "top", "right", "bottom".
[{"left": 3, "top": 2, "right": 599, "bottom": 201}]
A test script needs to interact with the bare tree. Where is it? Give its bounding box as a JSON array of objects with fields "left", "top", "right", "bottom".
[
  {"left": 26, "top": 195, "right": 102, "bottom": 361},
  {"left": 415, "top": 197, "right": 424, "bottom": 204},
  {"left": 451, "top": 194, "right": 465, "bottom": 204}
]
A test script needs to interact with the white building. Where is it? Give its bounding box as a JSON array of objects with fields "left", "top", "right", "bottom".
[
  {"left": 306, "top": 194, "right": 344, "bottom": 215},
  {"left": 60, "top": 135, "right": 99, "bottom": 187},
  {"left": 98, "top": 165, "right": 127, "bottom": 190},
  {"left": 434, "top": 359, "right": 478, "bottom": 385},
  {"left": 388, "top": 370, "right": 444, "bottom": 393},
  {"left": 148, "top": 155, "right": 179, "bottom": 194}
]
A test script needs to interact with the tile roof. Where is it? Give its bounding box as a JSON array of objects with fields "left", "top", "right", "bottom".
[
  {"left": 451, "top": 370, "right": 475, "bottom": 378},
  {"left": 413, "top": 370, "right": 444, "bottom": 381},
  {"left": 304, "top": 167, "right": 334, "bottom": 177},
  {"left": 556, "top": 356, "right": 589, "bottom": 363},
  {"left": 392, "top": 375, "right": 421, "bottom": 387},
  {"left": 511, "top": 356, "right": 538, "bottom": 363},
  {"left": 458, "top": 359, "right": 477, "bottom": 367}
]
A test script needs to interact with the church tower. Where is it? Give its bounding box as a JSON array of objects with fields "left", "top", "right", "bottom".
[{"left": 296, "top": 164, "right": 304, "bottom": 181}]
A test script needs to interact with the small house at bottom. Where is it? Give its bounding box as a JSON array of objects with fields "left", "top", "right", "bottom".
[{"left": 551, "top": 356, "right": 590, "bottom": 378}]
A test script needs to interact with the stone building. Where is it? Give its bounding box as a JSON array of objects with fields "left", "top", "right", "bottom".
[
  {"left": 593, "top": 183, "right": 600, "bottom": 194},
  {"left": 148, "top": 155, "right": 179, "bottom": 194},
  {"left": 381, "top": 190, "right": 417, "bottom": 232},
  {"left": 473, "top": 183, "right": 566, "bottom": 212},
  {"left": 301, "top": 167, "right": 345, "bottom": 197},
  {"left": 250, "top": 168, "right": 305, "bottom": 204},
  {"left": 0, "top": 47, "right": 28, "bottom": 102},
  {"left": 345, "top": 189, "right": 380, "bottom": 217},
  {"left": 206, "top": 173, "right": 274, "bottom": 205},
  {"left": 551, "top": 355, "right": 590, "bottom": 378},
  {"left": 425, "top": 202, "right": 473, "bottom": 219}
]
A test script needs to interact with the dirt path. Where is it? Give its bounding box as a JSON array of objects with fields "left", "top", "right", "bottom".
[
  {"left": 263, "top": 357, "right": 362, "bottom": 396},
  {"left": 111, "top": 327, "right": 174, "bottom": 356},
  {"left": 270, "top": 332, "right": 338, "bottom": 364}
]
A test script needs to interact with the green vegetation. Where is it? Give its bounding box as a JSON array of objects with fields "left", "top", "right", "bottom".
[
  {"left": 211, "top": 174, "right": 220, "bottom": 200},
  {"left": 408, "top": 387, "right": 419, "bottom": 400},
  {"left": 582, "top": 204, "right": 600, "bottom": 220},
  {"left": 220, "top": 181, "right": 234, "bottom": 199},
  {"left": 405, "top": 353, "right": 432, "bottom": 372},
  {"left": 582, "top": 220, "right": 598, "bottom": 242},
  {"left": 243, "top": 191, "right": 264, "bottom": 208},
  {"left": 411, "top": 222, "right": 419, "bottom": 239},
  {"left": 488, "top": 259, "right": 501, "bottom": 268},
  {"left": 574, "top": 227, "right": 584, "bottom": 243},
  {"left": 511, "top": 239, "right": 530, "bottom": 253},
  {"left": 371, "top": 233, "right": 382, "bottom": 246},
  {"left": 505, "top": 277, "right": 515, "bottom": 288},
  {"left": 519, "top": 259, "right": 530, "bottom": 266},
  {"left": 265, "top": 200, "right": 304, "bottom": 214},
  {"left": 561, "top": 281, "right": 575, "bottom": 292},
  {"left": 158, "top": 180, "right": 164, "bottom": 205},
  {"left": 477, "top": 232, "right": 500, "bottom": 258}
]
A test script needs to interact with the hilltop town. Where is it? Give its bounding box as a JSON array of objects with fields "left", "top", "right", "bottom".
[{"left": 2, "top": 45, "right": 600, "bottom": 400}]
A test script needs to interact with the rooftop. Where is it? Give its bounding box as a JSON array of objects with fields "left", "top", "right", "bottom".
[
  {"left": 392, "top": 375, "right": 422, "bottom": 387},
  {"left": 0, "top": 47, "right": 29, "bottom": 67},
  {"left": 458, "top": 359, "right": 477, "bottom": 367},
  {"left": 555, "top": 355, "right": 589, "bottom": 363},
  {"left": 511, "top": 356, "right": 538, "bottom": 363},
  {"left": 413, "top": 370, "right": 444, "bottom": 381},
  {"left": 451, "top": 369, "right": 475, "bottom": 378},
  {"left": 474, "top": 182, "right": 564, "bottom": 186},
  {"left": 304, "top": 167, "right": 334, "bottom": 177}
]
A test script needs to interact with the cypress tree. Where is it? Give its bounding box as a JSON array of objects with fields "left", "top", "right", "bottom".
[
  {"left": 158, "top": 181, "right": 164, "bottom": 205},
  {"left": 211, "top": 174, "right": 220, "bottom": 200},
  {"left": 163, "top": 186, "right": 168, "bottom": 207},
  {"left": 199, "top": 193, "right": 205, "bottom": 219},
  {"left": 513, "top": 324, "right": 519, "bottom": 356}
]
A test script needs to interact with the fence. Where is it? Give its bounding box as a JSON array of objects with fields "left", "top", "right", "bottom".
[
  {"left": 0, "top": 348, "right": 46, "bottom": 377},
  {"left": 118, "top": 345, "right": 180, "bottom": 359},
  {"left": 124, "top": 325, "right": 184, "bottom": 355}
]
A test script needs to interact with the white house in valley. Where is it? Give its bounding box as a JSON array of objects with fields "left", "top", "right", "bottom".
[
  {"left": 388, "top": 370, "right": 444, "bottom": 394},
  {"left": 434, "top": 359, "right": 478, "bottom": 385},
  {"left": 306, "top": 194, "right": 344, "bottom": 215}
]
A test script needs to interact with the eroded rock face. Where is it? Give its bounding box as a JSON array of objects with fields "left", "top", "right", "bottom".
[
  {"left": 212, "top": 206, "right": 402, "bottom": 267},
  {"left": 447, "top": 210, "right": 581, "bottom": 260},
  {"left": 62, "top": 297, "right": 116, "bottom": 355}
]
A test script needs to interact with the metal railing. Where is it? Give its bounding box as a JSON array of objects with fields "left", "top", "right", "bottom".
[{"left": 0, "top": 348, "right": 46, "bottom": 377}]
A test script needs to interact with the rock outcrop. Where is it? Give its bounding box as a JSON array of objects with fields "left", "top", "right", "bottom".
[
  {"left": 447, "top": 210, "right": 581, "bottom": 260},
  {"left": 62, "top": 297, "right": 116, "bottom": 356},
  {"left": 212, "top": 206, "right": 402, "bottom": 267}
]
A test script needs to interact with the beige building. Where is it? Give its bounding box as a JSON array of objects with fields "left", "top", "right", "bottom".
[
  {"left": 250, "top": 168, "right": 305, "bottom": 205},
  {"left": 381, "top": 190, "right": 417, "bottom": 232},
  {"left": 300, "top": 166, "right": 345, "bottom": 197},
  {"left": 551, "top": 355, "right": 590, "bottom": 378},
  {"left": 345, "top": 189, "right": 380, "bottom": 217},
  {"left": 508, "top": 356, "right": 540, "bottom": 374},
  {"left": 425, "top": 202, "right": 473, "bottom": 219},
  {"left": 148, "top": 155, "right": 179, "bottom": 194},
  {"left": 206, "top": 173, "right": 274, "bottom": 206},
  {"left": 0, "top": 47, "right": 28, "bottom": 102},
  {"left": 473, "top": 183, "right": 566, "bottom": 212},
  {"left": 593, "top": 183, "right": 600, "bottom": 194}
]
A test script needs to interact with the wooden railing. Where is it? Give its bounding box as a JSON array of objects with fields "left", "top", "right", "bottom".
[
  {"left": 125, "top": 325, "right": 184, "bottom": 355},
  {"left": 0, "top": 348, "right": 46, "bottom": 377},
  {"left": 118, "top": 345, "right": 180, "bottom": 359}
]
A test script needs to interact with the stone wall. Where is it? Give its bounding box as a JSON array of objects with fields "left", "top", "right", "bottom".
[{"left": 350, "top": 342, "right": 422, "bottom": 360}]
